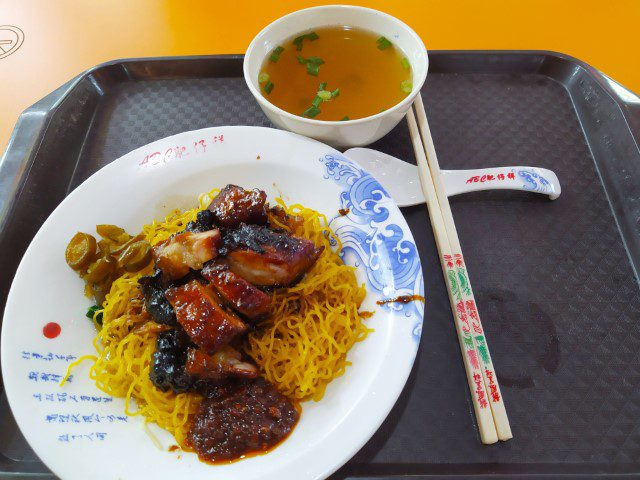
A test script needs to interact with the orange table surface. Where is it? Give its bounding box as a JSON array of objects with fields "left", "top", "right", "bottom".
[{"left": 1, "top": 0, "right": 639, "bottom": 156}]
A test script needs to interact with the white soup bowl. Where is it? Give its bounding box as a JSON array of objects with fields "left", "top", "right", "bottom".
[{"left": 243, "top": 5, "right": 428, "bottom": 147}]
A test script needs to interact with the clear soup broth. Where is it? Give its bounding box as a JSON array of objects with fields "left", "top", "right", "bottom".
[{"left": 259, "top": 26, "right": 412, "bottom": 121}]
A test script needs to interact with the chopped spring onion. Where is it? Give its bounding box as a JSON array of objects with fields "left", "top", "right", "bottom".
[
  {"left": 302, "top": 105, "right": 321, "bottom": 118},
  {"left": 376, "top": 36, "right": 392, "bottom": 50},
  {"left": 296, "top": 56, "right": 324, "bottom": 65},
  {"left": 86, "top": 305, "right": 103, "bottom": 325},
  {"left": 296, "top": 56, "right": 324, "bottom": 76},
  {"left": 318, "top": 90, "right": 332, "bottom": 101},
  {"left": 401, "top": 57, "right": 411, "bottom": 70},
  {"left": 293, "top": 31, "right": 319, "bottom": 51},
  {"left": 269, "top": 46, "right": 284, "bottom": 62},
  {"left": 263, "top": 81, "right": 274, "bottom": 94},
  {"left": 400, "top": 80, "right": 412, "bottom": 93},
  {"left": 258, "top": 72, "right": 270, "bottom": 84},
  {"left": 340, "top": 116, "right": 350, "bottom": 121},
  {"left": 307, "top": 83, "right": 339, "bottom": 114}
]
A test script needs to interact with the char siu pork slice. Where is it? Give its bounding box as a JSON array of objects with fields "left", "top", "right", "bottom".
[
  {"left": 185, "top": 209, "right": 216, "bottom": 233},
  {"left": 208, "top": 185, "right": 268, "bottom": 229},
  {"left": 201, "top": 262, "right": 272, "bottom": 321},
  {"left": 155, "top": 230, "right": 221, "bottom": 281},
  {"left": 223, "top": 224, "right": 323, "bottom": 287},
  {"left": 165, "top": 280, "right": 247, "bottom": 353},
  {"left": 185, "top": 345, "right": 258, "bottom": 380}
]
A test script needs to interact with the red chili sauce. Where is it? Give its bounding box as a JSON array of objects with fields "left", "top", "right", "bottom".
[
  {"left": 43, "top": 322, "right": 61, "bottom": 339},
  {"left": 187, "top": 377, "right": 299, "bottom": 464}
]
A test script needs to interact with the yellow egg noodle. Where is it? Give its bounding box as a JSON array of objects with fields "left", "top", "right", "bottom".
[{"left": 64, "top": 188, "right": 371, "bottom": 447}]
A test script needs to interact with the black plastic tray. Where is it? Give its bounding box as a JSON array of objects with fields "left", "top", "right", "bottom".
[{"left": 1, "top": 51, "right": 640, "bottom": 479}]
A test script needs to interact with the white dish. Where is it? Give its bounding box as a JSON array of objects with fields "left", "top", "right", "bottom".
[
  {"left": 244, "top": 5, "right": 428, "bottom": 148},
  {"left": 1, "top": 126, "right": 424, "bottom": 480}
]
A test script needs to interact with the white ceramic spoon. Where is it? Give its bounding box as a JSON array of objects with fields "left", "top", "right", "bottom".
[{"left": 344, "top": 148, "right": 561, "bottom": 207}]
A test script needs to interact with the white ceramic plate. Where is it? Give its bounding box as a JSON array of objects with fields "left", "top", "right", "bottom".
[{"left": 1, "top": 126, "right": 423, "bottom": 480}]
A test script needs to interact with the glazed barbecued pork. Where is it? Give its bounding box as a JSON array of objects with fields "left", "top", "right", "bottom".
[
  {"left": 201, "top": 262, "right": 272, "bottom": 321},
  {"left": 222, "top": 224, "right": 323, "bottom": 287},
  {"left": 150, "top": 329, "right": 257, "bottom": 392},
  {"left": 208, "top": 184, "right": 268, "bottom": 229},
  {"left": 185, "top": 345, "right": 258, "bottom": 380},
  {"left": 165, "top": 280, "right": 247, "bottom": 353},
  {"left": 185, "top": 209, "right": 216, "bottom": 233},
  {"left": 155, "top": 230, "right": 221, "bottom": 281},
  {"left": 140, "top": 184, "right": 321, "bottom": 463}
]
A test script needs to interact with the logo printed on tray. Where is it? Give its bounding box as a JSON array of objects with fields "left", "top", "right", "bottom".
[{"left": 0, "top": 25, "right": 24, "bottom": 60}]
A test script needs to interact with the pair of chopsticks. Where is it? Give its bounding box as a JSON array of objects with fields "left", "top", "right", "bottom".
[{"left": 407, "top": 95, "right": 512, "bottom": 444}]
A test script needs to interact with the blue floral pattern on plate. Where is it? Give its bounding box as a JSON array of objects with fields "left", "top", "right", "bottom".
[{"left": 319, "top": 153, "right": 424, "bottom": 342}]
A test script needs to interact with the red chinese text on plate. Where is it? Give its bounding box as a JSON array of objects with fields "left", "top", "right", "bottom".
[{"left": 138, "top": 135, "right": 225, "bottom": 168}]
